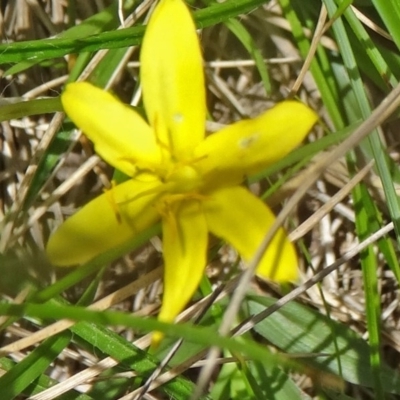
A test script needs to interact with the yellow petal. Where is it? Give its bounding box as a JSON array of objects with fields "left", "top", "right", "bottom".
[
  {"left": 203, "top": 186, "right": 298, "bottom": 282},
  {"left": 195, "top": 101, "right": 318, "bottom": 185},
  {"left": 153, "top": 199, "right": 208, "bottom": 345},
  {"left": 61, "top": 82, "right": 161, "bottom": 176},
  {"left": 141, "top": 0, "right": 206, "bottom": 160},
  {"left": 46, "top": 174, "right": 162, "bottom": 266}
]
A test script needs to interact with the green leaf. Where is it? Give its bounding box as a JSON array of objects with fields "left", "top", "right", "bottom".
[
  {"left": 211, "top": 356, "right": 311, "bottom": 400},
  {"left": 0, "top": 300, "right": 322, "bottom": 378},
  {"left": 370, "top": 0, "right": 400, "bottom": 51},
  {"left": 0, "top": 332, "right": 72, "bottom": 399},
  {"left": 352, "top": 182, "right": 384, "bottom": 398},
  {"left": 247, "top": 295, "right": 400, "bottom": 393},
  {"left": 0, "top": 357, "right": 92, "bottom": 399},
  {"left": 225, "top": 18, "right": 271, "bottom": 95},
  {"left": 70, "top": 321, "right": 210, "bottom": 399},
  {"left": 23, "top": 126, "right": 74, "bottom": 210},
  {"left": 0, "top": 0, "right": 288, "bottom": 65},
  {"left": 4, "top": 0, "right": 139, "bottom": 75},
  {"left": 0, "top": 97, "right": 62, "bottom": 122}
]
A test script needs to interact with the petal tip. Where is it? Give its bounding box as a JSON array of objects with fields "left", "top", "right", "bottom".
[{"left": 150, "top": 331, "right": 164, "bottom": 349}]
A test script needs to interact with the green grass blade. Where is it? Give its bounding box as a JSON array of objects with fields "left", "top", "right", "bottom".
[
  {"left": 247, "top": 295, "right": 400, "bottom": 393},
  {"left": 0, "top": 355, "right": 92, "bottom": 399},
  {"left": 340, "top": 6, "right": 398, "bottom": 89},
  {"left": 23, "top": 126, "right": 74, "bottom": 210},
  {"left": 0, "top": 331, "right": 72, "bottom": 399},
  {"left": 225, "top": 18, "right": 271, "bottom": 95},
  {"left": 323, "top": 0, "right": 400, "bottom": 247},
  {"left": 0, "top": 300, "right": 331, "bottom": 378},
  {"left": 279, "top": 0, "right": 345, "bottom": 128},
  {"left": 4, "top": 0, "right": 139, "bottom": 75},
  {"left": 352, "top": 182, "right": 384, "bottom": 399},
  {"left": 70, "top": 320, "right": 211, "bottom": 399},
  {"left": 370, "top": 0, "right": 400, "bottom": 51},
  {"left": 0, "top": 97, "right": 62, "bottom": 122},
  {"left": 0, "top": 0, "right": 297, "bottom": 65}
]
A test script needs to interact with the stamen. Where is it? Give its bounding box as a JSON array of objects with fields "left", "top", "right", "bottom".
[
  {"left": 103, "top": 181, "right": 122, "bottom": 224},
  {"left": 153, "top": 113, "right": 174, "bottom": 163},
  {"left": 155, "top": 193, "right": 208, "bottom": 236},
  {"left": 116, "top": 180, "right": 168, "bottom": 207}
]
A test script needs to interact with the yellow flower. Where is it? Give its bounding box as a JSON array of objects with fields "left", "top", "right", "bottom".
[{"left": 47, "top": 0, "right": 317, "bottom": 344}]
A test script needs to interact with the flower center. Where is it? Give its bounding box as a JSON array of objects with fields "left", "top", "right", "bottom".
[{"left": 167, "top": 164, "right": 202, "bottom": 194}]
